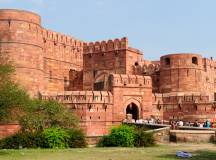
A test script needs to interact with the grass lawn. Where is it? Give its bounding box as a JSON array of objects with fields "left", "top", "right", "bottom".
[{"left": 0, "top": 143, "right": 216, "bottom": 160}]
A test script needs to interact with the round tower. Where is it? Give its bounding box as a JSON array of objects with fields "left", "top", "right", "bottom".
[
  {"left": 160, "top": 53, "right": 203, "bottom": 93},
  {"left": 0, "top": 9, "right": 44, "bottom": 96}
]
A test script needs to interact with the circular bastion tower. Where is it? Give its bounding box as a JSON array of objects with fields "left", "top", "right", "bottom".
[
  {"left": 0, "top": 9, "right": 44, "bottom": 96},
  {"left": 159, "top": 53, "right": 203, "bottom": 93}
]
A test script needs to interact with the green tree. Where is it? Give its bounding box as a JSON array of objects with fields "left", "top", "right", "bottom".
[
  {"left": 0, "top": 52, "right": 30, "bottom": 122},
  {"left": 0, "top": 52, "right": 78, "bottom": 129},
  {"left": 20, "top": 99, "right": 78, "bottom": 133}
]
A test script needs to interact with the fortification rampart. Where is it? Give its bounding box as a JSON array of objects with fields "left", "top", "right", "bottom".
[
  {"left": 110, "top": 74, "right": 152, "bottom": 88},
  {"left": 159, "top": 53, "right": 204, "bottom": 93},
  {"left": 41, "top": 91, "right": 113, "bottom": 104},
  {"left": 0, "top": 9, "right": 44, "bottom": 96},
  {"left": 83, "top": 37, "right": 128, "bottom": 54},
  {"left": 42, "top": 28, "right": 84, "bottom": 92}
]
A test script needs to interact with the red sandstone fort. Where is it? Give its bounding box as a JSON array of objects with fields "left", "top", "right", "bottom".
[{"left": 0, "top": 9, "right": 216, "bottom": 137}]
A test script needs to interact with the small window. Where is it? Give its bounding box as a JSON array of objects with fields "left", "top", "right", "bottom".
[
  {"left": 192, "top": 57, "right": 198, "bottom": 65},
  {"left": 134, "top": 62, "right": 139, "bottom": 66},
  {"left": 165, "top": 58, "right": 170, "bottom": 65}
]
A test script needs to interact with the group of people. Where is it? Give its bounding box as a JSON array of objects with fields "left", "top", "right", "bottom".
[
  {"left": 170, "top": 119, "right": 215, "bottom": 129},
  {"left": 123, "top": 114, "right": 216, "bottom": 129},
  {"left": 123, "top": 117, "right": 163, "bottom": 124}
]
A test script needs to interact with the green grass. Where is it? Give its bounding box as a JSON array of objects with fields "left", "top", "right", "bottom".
[{"left": 0, "top": 143, "right": 216, "bottom": 160}]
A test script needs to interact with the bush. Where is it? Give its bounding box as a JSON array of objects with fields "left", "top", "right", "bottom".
[
  {"left": 134, "top": 129, "right": 155, "bottom": 147},
  {"left": 20, "top": 99, "right": 78, "bottom": 133},
  {"left": 0, "top": 128, "right": 87, "bottom": 149},
  {"left": 43, "top": 128, "right": 69, "bottom": 148},
  {"left": 66, "top": 129, "right": 86, "bottom": 148},
  {"left": 98, "top": 125, "right": 135, "bottom": 147},
  {"left": 0, "top": 131, "right": 45, "bottom": 149},
  {"left": 97, "top": 135, "right": 113, "bottom": 147},
  {"left": 98, "top": 125, "right": 155, "bottom": 147}
]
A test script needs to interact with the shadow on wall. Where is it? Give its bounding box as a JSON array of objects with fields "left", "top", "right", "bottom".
[{"left": 158, "top": 150, "right": 216, "bottom": 160}]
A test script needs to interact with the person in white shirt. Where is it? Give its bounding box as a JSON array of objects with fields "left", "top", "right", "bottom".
[{"left": 178, "top": 120, "right": 184, "bottom": 126}]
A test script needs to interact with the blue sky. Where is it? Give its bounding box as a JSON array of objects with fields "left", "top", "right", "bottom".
[{"left": 0, "top": 0, "right": 216, "bottom": 60}]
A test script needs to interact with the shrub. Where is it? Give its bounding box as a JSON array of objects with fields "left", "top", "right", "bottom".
[
  {"left": 20, "top": 99, "right": 78, "bottom": 133},
  {"left": 98, "top": 125, "right": 155, "bottom": 147},
  {"left": 66, "top": 129, "right": 86, "bottom": 148},
  {"left": 98, "top": 125, "right": 135, "bottom": 147},
  {"left": 97, "top": 135, "right": 113, "bottom": 147},
  {"left": 0, "top": 54, "right": 31, "bottom": 122},
  {"left": 43, "top": 128, "right": 69, "bottom": 148},
  {"left": 0, "top": 131, "right": 45, "bottom": 149},
  {"left": 134, "top": 128, "right": 155, "bottom": 147}
]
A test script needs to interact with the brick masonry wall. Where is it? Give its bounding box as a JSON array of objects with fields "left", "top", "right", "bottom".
[
  {"left": 0, "top": 123, "right": 20, "bottom": 139},
  {"left": 0, "top": 9, "right": 44, "bottom": 96},
  {"left": 1, "top": 9, "right": 216, "bottom": 139},
  {"left": 0, "top": 9, "right": 84, "bottom": 96}
]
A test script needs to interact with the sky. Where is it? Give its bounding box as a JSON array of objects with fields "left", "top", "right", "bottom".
[{"left": 0, "top": 0, "right": 216, "bottom": 60}]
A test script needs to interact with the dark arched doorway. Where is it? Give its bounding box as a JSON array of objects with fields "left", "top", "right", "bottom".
[{"left": 126, "top": 103, "right": 139, "bottom": 120}]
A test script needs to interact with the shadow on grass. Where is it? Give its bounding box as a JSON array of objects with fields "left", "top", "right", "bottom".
[{"left": 159, "top": 150, "right": 216, "bottom": 160}]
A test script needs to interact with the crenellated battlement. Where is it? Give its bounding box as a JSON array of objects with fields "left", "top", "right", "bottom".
[
  {"left": 202, "top": 57, "right": 216, "bottom": 70},
  {"left": 83, "top": 37, "right": 128, "bottom": 54},
  {"left": 42, "top": 29, "right": 84, "bottom": 48},
  {"left": 133, "top": 61, "right": 160, "bottom": 75},
  {"left": 110, "top": 74, "right": 152, "bottom": 88},
  {"left": 40, "top": 91, "right": 113, "bottom": 104}
]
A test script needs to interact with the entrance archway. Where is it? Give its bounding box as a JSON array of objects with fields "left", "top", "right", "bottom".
[{"left": 126, "top": 103, "right": 139, "bottom": 120}]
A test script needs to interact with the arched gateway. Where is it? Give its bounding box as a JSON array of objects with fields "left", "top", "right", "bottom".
[{"left": 126, "top": 103, "right": 139, "bottom": 120}]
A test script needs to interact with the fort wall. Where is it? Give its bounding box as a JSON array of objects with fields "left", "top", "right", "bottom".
[
  {"left": 110, "top": 74, "right": 153, "bottom": 122},
  {"left": 0, "top": 9, "right": 44, "bottom": 96},
  {"left": 160, "top": 53, "right": 203, "bottom": 93},
  {"left": 0, "top": 9, "right": 84, "bottom": 96},
  {"left": 41, "top": 91, "right": 113, "bottom": 136},
  {"left": 83, "top": 37, "right": 143, "bottom": 90},
  {"left": 42, "top": 29, "right": 84, "bottom": 92},
  {"left": 1, "top": 9, "right": 216, "bottom": 139}
]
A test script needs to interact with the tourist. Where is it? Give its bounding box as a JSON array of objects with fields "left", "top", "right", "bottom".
[
  {"left": 193, "top": 120, "right": 199, "bottom": 127},
  {"left": 184, "top": 121, "right": 189, "bottom": 126},
  {"left": 171, "top": 121, "right": 177, "bottom": 129},
  {"left": 148, "top": 118, "right": 154, "bottom": 124},
  {"left": 143, "top": 119, "right": 148, "bottom": 124},
  {"left": 136, "top": 119, "right": 143, "bottom": 124},
  {"left": 122, "top": 119, "right": 127, "bottom": 123},
  {"left": 205, "top": 120, "right": 211, "bottom": 128},
  {"left": 199, "top": 122, "right": 204, "bottom": 128},
  {"left": 178, "top": 120, "right": 184, "bottom": 126}
]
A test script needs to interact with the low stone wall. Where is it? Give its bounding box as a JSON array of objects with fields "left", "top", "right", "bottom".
[
  {"left": 170, "top": 130, "right": 216, "bottom": 143},
  {"left": 145, "top": 126, "right": 170, "bottom": 143},
  {"left": 86, "top": 136, "right": 102, "bottom": 146},
  {"left": 0, "top": 123, "right": 20, "bottom": 139},
  {"left": 179, "top": 126, "right": 216, "bottom": 131}
]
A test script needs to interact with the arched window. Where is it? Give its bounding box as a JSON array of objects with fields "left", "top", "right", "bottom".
[
  {"left": 192, "top": 57, "right": 198, "bottom": 65},
  {"left": 165, "top": 58, "right": 170, "bottom": 65}
]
